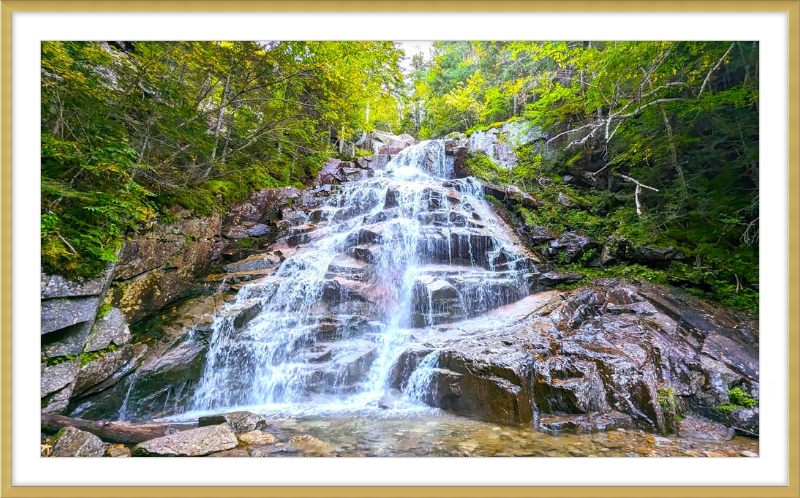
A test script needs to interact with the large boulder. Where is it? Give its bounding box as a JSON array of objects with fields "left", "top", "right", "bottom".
[
  {"left": 376, "top": 133, "right": 415, "bottom": 155},
  {"left": 465, "top": 121, "right": 549, "bottom": 170},
  {"left": 355, "top": 154, "right": 391, "bottom": 171},
  {"left": 50, "top": 427, "right": 107, "bottom": 457},
  {"left": 132, "top": 424, "right": 238, "bottom": 457},
  {"left": 316, "top": 158, "right": 345, "bottom": 185},
  {"left": 111, "top": 211, "right": 223, "bottom": 324},
  {"left": 390, "top": 282, "right": 758, "bottom": 435}
]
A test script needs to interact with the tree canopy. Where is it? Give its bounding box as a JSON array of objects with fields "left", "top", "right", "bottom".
[
  {"left": 42, "top": 41, "right": 402, "bottom": 277},
  {"left": 41, "top": 40, "right": 759, "bottom": 309},
  {"left": 398, "top": 41, "right": 758, "bottom": 309}
]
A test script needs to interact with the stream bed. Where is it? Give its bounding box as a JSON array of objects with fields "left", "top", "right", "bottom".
[{"left": 167, "top": 408, "right": 759, "bottom": 457}]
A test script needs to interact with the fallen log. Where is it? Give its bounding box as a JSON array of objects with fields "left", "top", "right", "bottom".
[{"left": 41, "top": 413, "right": 175, "bottom": 445}]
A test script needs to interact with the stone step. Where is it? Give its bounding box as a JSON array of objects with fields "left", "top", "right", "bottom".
[
  {"left": 346, "top": 244, "right": 384, "bottom": 264},
  {"left": 409, "top": 272, "right": 529, "bottom": 327},
  {"left": 416, "top": 209, "right": 484, "bottom": 229},
  {"left": 325, "top": 254, "right": 369, "bottom": 281},
  {"left": 222, "top": 253, "right": 281, "bottom": 273}
]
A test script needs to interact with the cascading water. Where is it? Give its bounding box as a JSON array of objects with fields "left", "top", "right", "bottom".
[{"left": 187, "top": 140, "right": 538, "bottom": 417}]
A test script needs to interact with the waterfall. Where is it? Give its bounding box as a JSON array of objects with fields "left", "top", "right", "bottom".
[{"left": 188, "top": 140, "right": 536, "bottom": 416}]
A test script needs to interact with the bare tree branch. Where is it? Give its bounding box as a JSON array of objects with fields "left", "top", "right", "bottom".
[{"left": 698, "top": 42, "right": 735, "bottom": 98}]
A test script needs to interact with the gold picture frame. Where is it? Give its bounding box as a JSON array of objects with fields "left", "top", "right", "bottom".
[{"left": 2, "top": 1, "right": 798, "bottom": 497}]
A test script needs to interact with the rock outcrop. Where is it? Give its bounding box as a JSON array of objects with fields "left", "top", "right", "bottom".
[
  {"left": 41, "top": 141, "right": 757, "bottom": 446},
  {"left": 50, "top": 427, "right": 107, "bottom": 457},
  {"left": 389, "top": 280, "right": 759, "bottom": 435},
  {"left": 132, "top": 424, "right": 238, "bottom": 457}
]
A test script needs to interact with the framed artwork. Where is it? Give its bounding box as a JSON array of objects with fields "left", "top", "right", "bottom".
[{"left": 1, "top": 1, "right": 798, "bottom": 497}]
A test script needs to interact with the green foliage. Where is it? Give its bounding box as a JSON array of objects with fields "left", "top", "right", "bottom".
[
  {"left": 45, "top": 354, "right": 78, "bottom": 366},
  {"left": 408, "top": 40, "right": 758, "bottom": 310},
  {"left": 96, "top": 301, "right": 113, "bottom": 319},
  {"left": 44, "top": 343, "right": 121, "bottom": 367},
  {"left": 716, "top": 387, "right": 758, "bottom": 413},
  {"left": 465, "top": 152, "right": 507, "bottom": 184},
  {"left": 42, "top": 41, "right": 403, "bottom": 278},
  {"left": 80, "top": 343, "right": 119, "bottom": 366},
  {"left": 728, "top": 387, "right": 757, "bottom": 408},
  {"left": 657, "top": 388, "right": 675, "bottom": 407}
]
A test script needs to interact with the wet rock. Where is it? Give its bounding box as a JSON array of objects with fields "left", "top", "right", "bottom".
[
  {"left": 452, "top": 146, "right": 470, "bottom": 178},
  {"left": 678, "top": 414, "right": 735, "bottom": 442},
  {"left": 51, "top": 427, "right": 107, "bottom": 457},
  {"left": 133, "top": 424, "right": 238, "bottom": 457},
  {"left": 238, "top": 430, "right": 277, "bottom": 445},
  {"left": 341, "top": 167, "right": 374, "bottom": 182},
  {"left": 538, "top": 271, "right": 585, "bottom": 287},
  {"left": 246, "top": 224, "right": 270, "bottom": 237},
  {"left": 316, "top": 158, "right": 345, "bottom": 185},
  {"left": 221, "top": 299, "right": 263, "bottom": 329},
  {"left": 119, "top": 336, "right": 208, "bottom": 421},
  {"left": 346, "top": 244, "right": 383, "bottom": 264},
  {"left": 207, "top": 448, "right": 251, "bottom": 457},
  {"left": 84, "top": 308, "right": 131, "bottom": 352},
  {"left": 377, "top": 134, "right": 415, "bottom": 155},
  {"left": 706, "top": 406, "right": 759, "bottom": 437},
  {"left": 326, "top": 254, "right": 368, "bottom": 281},
  {"left": 289, "top": 434, "right": 325, "bottom": 446},
  {"left": 223, "top": 253, "right": 280, "bottom": 273},
  {"left": 105, "top": 444, "right": 131, "bottom": 457},
  {"left": 538, "top": 411, "right": 634, "bottom": 435},
  {"left": 72, "top": 344, "right": 147, "bottom": 398},
  {"left": 321, "top": 278, "right": 373, "bottom": 305},
  {"left": 225, "top": 187, "right": 301, "bottom": 227},
  {"left": 198, "top": 411, "right": 268, "bottom": 434},
  {"left": 355, "top": 154, "right": 391, "bottom": 171},
  {"left": 392, "top": 346, "right": 534, "bottom": 425},
  {"left": 41, "top": 297, "right": 100, "bottom": 335},
  {"left": 534, "top": 356, "right": 610, "bottom": 414},
  {"left": 69, "top": 294, "right": 231, "bottom": 420},
  {"left": 543, "top": 232, "right": 599, "bottom": 263}
]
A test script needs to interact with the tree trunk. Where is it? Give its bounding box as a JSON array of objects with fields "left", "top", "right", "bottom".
[
  {"left": 221, "top": 109, "right": 235, "bottom": 165},
  {"left": 210, "top": 71, "right": 231, "bottom": 162},
  {"left": 41, "top": 414, "right": 175, "bottom": 445}
]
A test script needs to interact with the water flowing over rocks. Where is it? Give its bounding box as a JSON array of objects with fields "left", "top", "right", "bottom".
[{"left": 42, "top": 139, "right": 758, "bottom": 456}]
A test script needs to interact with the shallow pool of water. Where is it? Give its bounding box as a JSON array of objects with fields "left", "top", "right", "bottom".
[{"left": 167, "top": 406, "right": 759, "bottom": 457}]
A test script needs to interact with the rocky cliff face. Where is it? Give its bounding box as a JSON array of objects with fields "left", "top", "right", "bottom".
[{"left": 41, "top": 138, "right": 758, "bottom": 441}]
